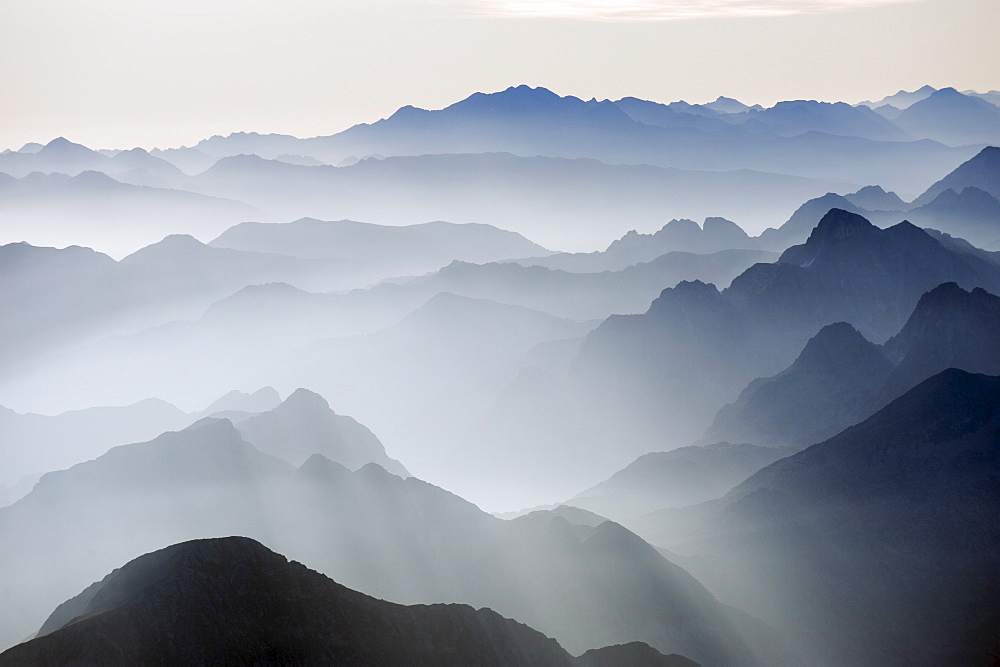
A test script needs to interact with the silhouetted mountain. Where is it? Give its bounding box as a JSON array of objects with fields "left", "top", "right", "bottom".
[
  {"left": 561, "top": 210, "right": 1000, "bottom": 455},
  {"left": 743, "top": 100, "right": 909, "bottom": 141},
  {"left": 964, "top": 90, "right": 1000, "bottom": 108},
  {"left": 913, "top": 145, "right": 1000, "bottom": 205},
  {"left": 894, "top": 88, "right": 1000, "bottom": 146},
  {"left": 844, "top": 184, "right": 908, "bottom": 211},
  {"left": 236, "top": 388, "right": 408, "bottom": 475},
  {"left": 612, "top": 97, "right": 730, "bottom": 132},
  {"left": 567, "top": 443, "right": 793, "bottom": 520},
  {"left": 407, "top": 250, "right": 775, "bottom": 321},
  {"left": 905, "top": 186, "right": 1000, "bottom": 248},
  {"left": 149, "top": 145, "right": 217, "bottom": 174},
  {"left": 703, "top": 283, "right": 1000, "bottom": 449},
  {"left": 704, "top": 323, "right": 891, "bottom": 447},
  {"left": 0, "top": 170, "right": 266, "bottom": 256},
  {"left": 0, "top": 398, "right": 190, "bottom": 488},
  {"left": 703, "top": 96, "right": 755, "bottom": 114},
  {"left": 193, "top": 152, "right": 846, "bottom": 251},
  {"left": 200, "top": 387, "right": 281, "bottom": 416},
  {"left": 0, "top": 419, "right": 784, "bottom": 664},
  {"left": 880, "top": 282, "right": 1000, "bottom": 399},
  {"left": 636, "top": 369, "right": 1000, "bottom": 665},
  {"left": 859, "top": 85, "right": 936, "bottom": 110},
  {"left": 174, "top": 86, "right": 970, "bottom": 203},
  {"left": 211, "top": 216, "right": 550, "bottom": 267},
  {"left": 756, "top": 192, "right": 864, "bottom": 249},
  {"left": 1, "top": 537, "right": 596, "bottom": 666},
  {"left": 602, "top": 217, "right": 756, "bottom": 258},
  {"left": 0, "top": 138, "right": 185, "bottom": 186}
]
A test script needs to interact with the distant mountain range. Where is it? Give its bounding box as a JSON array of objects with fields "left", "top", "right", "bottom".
[
  {"left": 0, "top": 170, "right": 266, "bottom": 257},
  {"left": 0, "top": 386, "right": 406, "bottom": 493},
  {"left": 470, "top": 207, "right": 1000, "bottom": 506},
  {"left": 633, "top": 368, "right": 1000, "bottom": 665},
  {"left": 0, "top": 536, "right": 696, "bottom": 666}
]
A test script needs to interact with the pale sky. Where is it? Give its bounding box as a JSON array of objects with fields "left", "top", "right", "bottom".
[{"left": 1, "top": 0, "right": 998, "bottom": 150}]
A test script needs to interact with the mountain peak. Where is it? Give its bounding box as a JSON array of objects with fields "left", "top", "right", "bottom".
[
  {"left": 792, "top": 322, "right": 882, "bottom": 372},
  {"left": 805, "top": 208, "right": 879, "bottom": 245},
  {"left": 278, "top": 388, "right": 331, "bottom": 412}
]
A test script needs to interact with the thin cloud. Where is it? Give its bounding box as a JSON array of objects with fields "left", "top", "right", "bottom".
[{"left": 464, "top": 0, "right": 922, "bottom": 21}]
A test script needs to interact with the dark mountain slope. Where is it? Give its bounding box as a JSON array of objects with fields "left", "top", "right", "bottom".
[
  {"left": 905, "top": 186, "right": 1000, "bottom": 248},
  {"left": 704, "top": 322, "right": 892, "bottom": 447},
  {"left": 635, "top": 369, "right": 1000, "bottom": 665},
  {"left": 913, "top": 145, "right": 1000, "bottom": 205},
  {"left": 705, "top": 283, "right": 1000, "bottom": 449},
  {"left": 0, "top": 537, "right": 578, "bottom": 666},
  {"left": 570, "top": 209, "right": 1000, "bottom": 448},
  {"left": 0, "top": 420, "right": 783, "bottom": 665}
]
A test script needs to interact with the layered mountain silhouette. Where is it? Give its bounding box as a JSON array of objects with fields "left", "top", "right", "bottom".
[
  {"left": 0, "top": 418, "right": 787, "bottom": 665},
  {"left": 236, "top": 388, "right": 408, "bottom": 475},
  {"left": 894, "top": 87, "right": 1000, "bottom": 146},
  {"left": 843, "top": 184, "right": 908, "bottom": 211},
  {"left": 635, "top": 369, "right": 1000, "bottom": 665},
  {"left": 0, "top": 170, "right": 266, "bottom": 256},
  {"left": 742, "top": 100, "right": 910, "bottom": 141},
  {"left": 190, "top": 152, "right": 845, "bottom": 251},
  {"left": 573, "top": 209, "right": 1000, "bottom": 439},
  {"left": 705, "top": 283, "right": 1000, "bottom": 448},
  {"left": 566, "top": 443, "right": 794, "bottom": 521},
  {"left": 155, "top": 85, "right": 971, "bottom": 197},
  {"left": 912, "top": 145, "right": 1000, "bottom": 205},
  {"left": 211, "top": 216, "right": 549, "bottom": 266},
  {"left": 467, "top": 209, "right": 1000, "bottom": 504},
  {"left": 0, "top": 137, "right": 186, "bottom": 183},
  {"left": 0, "top": 398, "right": 189, "bottom": 488},
  {"left": 0, "top": 537, "right": 693, "bottom": 666}
]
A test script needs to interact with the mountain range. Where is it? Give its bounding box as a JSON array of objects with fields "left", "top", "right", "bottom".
[
  {"left": 705, "top": 282, "right": 1000, "bottom": 448},
  {"left": 0, "top": 417, "right": 790, "bottom": 665},
  {"left": 0, "top": 536, "right": 695, "bottom": 666},
  {"left": 632, "top": 368, "right": 1000, "bottom": 665}
]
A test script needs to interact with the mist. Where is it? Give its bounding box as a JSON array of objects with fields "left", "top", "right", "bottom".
[{"left": 2, "top": 80, "right": 1000, "bottom": 666}]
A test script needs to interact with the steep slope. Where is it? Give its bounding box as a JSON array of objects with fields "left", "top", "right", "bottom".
[
  {"left": 894, "top": 88, "right": 1000, "bottom": 146},
  {"left": 756, "top": 192, "right": 864, "bottom": 249},
  {"left": 0, "top": 399, "right": 190, "bottom": 487},
  {"left": 636, "top": 369, "right": 1000, "bottom": 665},
  {"left": 179, "top": 85, "right": 969, "bottom": 197},
  {"left": 236, "top": 388, "right": 409, "bottom": 475},
  {"left": 704, "top": 322, "right": 892, "bottom": 447},
  {"left": 844, "top": 184, "right": 908, "bottom": 211},
  {"left": 743, "top": 100, "right": 909, "bottom": 141},
  {"left": 0, "top": 420, "right": 782, "bottom": 664},
  {"left": 703, "top": 283, "right": 1000, "bottom": 449},
  {"left": 913, "top": 145, "right": 1000, "bottom": 205},
  {"left": 567, "top": 443, "right": 794, "bottom": 520},
  {"left": 0, "top": 537, "right": 576, "bottom": 666},
  {"left": 565, "top": 209, "right": 1000, "bottom": 450},
  {"left": 905, "top": 186, "right": 1000, "bottom": 248}
]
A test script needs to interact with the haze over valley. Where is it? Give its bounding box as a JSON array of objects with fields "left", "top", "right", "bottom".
[{"left": 3, "top": 0, "right": 1000, "bottom": 661}]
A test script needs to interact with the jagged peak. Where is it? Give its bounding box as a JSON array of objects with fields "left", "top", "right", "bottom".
[
  {"left": 805, "top": 208, "right": 879, "bottom": 245},
  {"left": 277, "top": 388, "right": 331, "bottom": 412},
  {"left": 792, "top": 322, "right": 881, "bottom": 371}
]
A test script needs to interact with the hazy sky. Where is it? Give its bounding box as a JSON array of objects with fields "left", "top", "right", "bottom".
[{"left": 1, "top": 0, "right": 998, "bottom": 149}]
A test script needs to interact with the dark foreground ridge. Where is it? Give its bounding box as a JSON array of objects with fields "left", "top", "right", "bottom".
[{"left": 0, "top": 536, "right": 696, "bottom": 666}]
